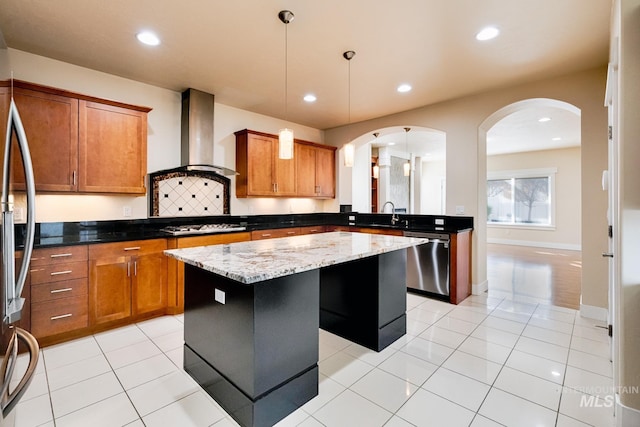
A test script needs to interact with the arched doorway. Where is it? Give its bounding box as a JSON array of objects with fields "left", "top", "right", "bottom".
[{"left": 479, "top": 98, "right": 582, "bottom": 308}]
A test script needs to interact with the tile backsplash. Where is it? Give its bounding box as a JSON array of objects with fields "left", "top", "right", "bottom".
[{"left": 149, "top": 169, "right": 230, "bottom": 217}]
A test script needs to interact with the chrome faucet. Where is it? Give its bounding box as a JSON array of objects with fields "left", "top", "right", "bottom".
[{"left": 381, "top": 201, "right": 399, "bottom": 225}]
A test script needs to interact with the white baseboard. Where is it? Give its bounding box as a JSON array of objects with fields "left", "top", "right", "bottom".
[
  {"left": 617, "top": 393, "right": 640, "bottom": 427},
  {"left": 580, "top": 302, "right": 608, "bottom": 322},
  {"left": 487, "top": 238, "right": 581, "bottom": 251},
  {"left": 472, "top": 280, "right": 488, "bottom": 295}
]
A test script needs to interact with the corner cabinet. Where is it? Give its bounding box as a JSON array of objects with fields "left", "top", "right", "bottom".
[
  {"left": 89, "top": 239, "right": 167, "bottom": 325},
  {"left": 235, "top": 129, "right": 336, "bottom": 199},
  {"left": 0, "top": 80, "right": 150, "bottom": 194},
  {"left": 295, "top": 141, "right": 336, "bottom": 198}
]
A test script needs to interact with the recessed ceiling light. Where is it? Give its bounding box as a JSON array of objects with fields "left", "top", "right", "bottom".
[
  {"left": 388, "top": 142, "right": 396, "bottom": 146},
  {"left": 552, "top": 137, "right": 562, "bottom": 141},
  {"left": 397, "top": 84, "right": 412, "bottom": 93},
  {"left": 476, "top": 26, "right": 499, "bottom": 41},
  {"left": 136, "top": 31, "right": 160, "bottom": 46},
  {"left": 538, "top": 117, "right": 551, "bottom": 122},
  {"left": 303, "top": 94, "right": 317, "bottom": 102}
]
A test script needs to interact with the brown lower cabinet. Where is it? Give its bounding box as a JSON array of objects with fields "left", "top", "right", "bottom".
[
  {"left": 26, "top": 225, "right": 470, "bottom": 347},
  {"left": 29, "top": 245, "right": 89, "bottom": 341},
  {"left": 89, "top": 239, "right": 168, "bottom": 326}
]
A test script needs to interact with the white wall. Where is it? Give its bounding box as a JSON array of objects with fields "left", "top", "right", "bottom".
[
  {"left": 420, "top": 158, "right": 446, "bottom": 215},
  {"left": 3, "top": 48, "right": 332, "bottom": 221},
  {"left": 487, "top": 147, "right": 582, "bottom": 250}
]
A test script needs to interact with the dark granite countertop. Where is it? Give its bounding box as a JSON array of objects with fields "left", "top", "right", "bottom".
[{"left": 14, "top": 213, "right": 473, "bottom": 249}]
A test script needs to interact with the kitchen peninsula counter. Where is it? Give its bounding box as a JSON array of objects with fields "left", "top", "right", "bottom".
[{"left": 164, "top": 232, "right": 425, "bottom": 427}]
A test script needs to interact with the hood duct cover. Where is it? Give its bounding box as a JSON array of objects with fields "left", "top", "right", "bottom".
[{"left": 179, "top": 88, "right": 237, "bottom": 176}]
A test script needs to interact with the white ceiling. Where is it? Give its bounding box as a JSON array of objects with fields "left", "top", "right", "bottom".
[{"left": 0, "top": 0, "right": 611, "bottom": 134}]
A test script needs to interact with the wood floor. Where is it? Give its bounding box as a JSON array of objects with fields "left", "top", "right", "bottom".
[{"left": 486, "top": 243, "right": 582, "bottom": 310}]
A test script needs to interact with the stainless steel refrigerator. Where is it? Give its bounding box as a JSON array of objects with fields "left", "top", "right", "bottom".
[{"left": 0, "top": 93, "right": 39, "bottom": 426}]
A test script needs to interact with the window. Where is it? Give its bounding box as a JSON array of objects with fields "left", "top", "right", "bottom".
[{"left": 487, "top": 168, "right": 556, "bottom": 227}]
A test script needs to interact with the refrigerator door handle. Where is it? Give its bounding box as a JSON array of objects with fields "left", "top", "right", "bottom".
[
  {"left": 0, "top": 327, "right": 39, "bottom": 417},
  {"left": 2, "top": 98, "right": 37, "bottom": 323},
  {"left": 0, "top": 330, "right": 18, "bottom": 403}
]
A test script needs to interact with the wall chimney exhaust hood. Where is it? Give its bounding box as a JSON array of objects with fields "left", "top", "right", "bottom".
[{"left": 179, "top": 88, "right": 237, "bottom": 176}]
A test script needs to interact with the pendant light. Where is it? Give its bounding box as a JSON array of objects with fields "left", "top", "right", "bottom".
[
  {"left": 372, "top": 132, "right": 380, "bottom": 179},
  {"left": 403, "top": 127, "right": 411, "bottom": 177},
  {"left": 278, "top": 10, "right": 294, "bottom": 159},
  {"left": 343, "top": 50, "right": 356, "bottom": 167}
]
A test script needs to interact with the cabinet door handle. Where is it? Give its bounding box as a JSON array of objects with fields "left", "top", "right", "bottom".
[
  {"left": 72, "top": 170, "right": 77, "bottom": 187},
  {"left": 124, "top": 246, "right": 141, "bottom": 251},
  {"left": 127, "top": 261, "right": 131, "bottom": 277},
  {"left": 50, "top": 270, "right": 72, "bottom": 276},
  {"left": 51, "top": 313, "right": 72, "bottom": 321},
  {"left": 134, "top": 261, "right": 137, "bottom": 276},
  {"left": 50, "top": 287, "right": 73, "bottom": 294},
  {"left": 50, "top": 253, "right": 73, "bottom": 258}
]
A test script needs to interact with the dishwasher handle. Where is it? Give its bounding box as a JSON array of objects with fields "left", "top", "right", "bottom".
[{"left": 403, "top": 231, "right": 450, "bottom": 242}]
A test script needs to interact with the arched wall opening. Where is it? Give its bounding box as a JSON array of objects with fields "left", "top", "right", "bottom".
[
  {"left": 478, "top": 97, "right": 582, "bottom": 300},
  {"left": 338, "top": 126, "right": 446, "bottom": 214}
]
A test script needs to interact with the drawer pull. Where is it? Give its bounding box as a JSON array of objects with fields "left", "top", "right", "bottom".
[
  {"left": 50, "top": 270, "right": 72, "bottom": 276},
  {"left": 50, "top": 288, "right": 73, "bottom": 294},
  {"left": 50, "top": 313, "right": 73, "bottom": 321},
  {"left": 50, "top": 253, "right": 73, "bottom": 258},
  {"left": 287, "top": 231, "right": 296, "bottom": 235},
  {"left": 124, "top": 246, "right": 141, "bottom": 251},
  {"left": 262, "top": 234, "right": 271, "bottom": 237}
]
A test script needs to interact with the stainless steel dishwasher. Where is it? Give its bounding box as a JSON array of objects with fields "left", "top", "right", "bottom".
[{"left": 404, "top": 231, "right": 450, "bottom": 299}]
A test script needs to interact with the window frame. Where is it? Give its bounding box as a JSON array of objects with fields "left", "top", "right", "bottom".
[{"left": 487, "top": 167, "right": 557, "bottom": 230}]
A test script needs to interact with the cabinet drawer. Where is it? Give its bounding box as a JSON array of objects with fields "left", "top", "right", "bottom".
[
  {"left": 251, "top": 227, "right": 300, "bottom": 240},
  {"left": 298, "top": 226, "right": 326, "bottom": 235},
  {"left": 89, "top": 238, "right": 167, "bottom": 259},
  {"left": 31, "top": 278, "right": 88, "bottom": 303},
  {"left": 30, "top": 245, "right": 88, "bottom": 266},
  {"left": 30, "top": 261, "right": 88, "bottom": 284},
  {"left": 177, "top": 232, "right": 251, "bottom": 248},
  {"left": 31, "top": 295, "right": 88, "bottom": 337}
]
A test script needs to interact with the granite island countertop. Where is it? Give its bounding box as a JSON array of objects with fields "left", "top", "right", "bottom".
[{"left": 164, "top": 231, "right": 427, "bottom": 284}]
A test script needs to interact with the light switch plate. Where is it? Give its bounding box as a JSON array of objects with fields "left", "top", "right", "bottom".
[
  {"left": 455, "top": 206, "right": 465, "bottom": 215},
  {"left": 214, "top": 289, "right": 226, "bottom": 304}
]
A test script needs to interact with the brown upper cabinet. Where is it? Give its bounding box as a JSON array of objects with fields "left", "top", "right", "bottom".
[
  {"left": 0, "top": 80, "right": 150, "bottom": 194},
  {"left": 235, "top": 129, "right": 296, "bottom": 197},
  {"left": 295, "top": 141, "right": 336, "bottom": 198},
  {"left": 235, "top": 129, "right": 336, "bottom": 199}
]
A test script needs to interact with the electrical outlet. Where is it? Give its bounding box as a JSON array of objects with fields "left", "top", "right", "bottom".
[
  {"left": 14, "top": 207, "right": 25, "bottom": 223},
  {"left": 455, "top": 205, "right": 465, "bottom": 215},
  {"left": 215, "top": 289, "right": 226, "bottom": 304},
  {"left": 123, "top": 206, "right": 132, "bottom": 217}
]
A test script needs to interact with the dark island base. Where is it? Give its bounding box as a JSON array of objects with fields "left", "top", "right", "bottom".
[
  {"left": 184, "top": 346, "right": 318, "bottom": 427},
  {"left": 182, "top": 249, "right": 408, "bottom": 427},
  {"left": 319, "top": 250, "right": 407, "bottom": 351},
  {"left": 183, "top": 266, "right": 320, "bottom": 427}
]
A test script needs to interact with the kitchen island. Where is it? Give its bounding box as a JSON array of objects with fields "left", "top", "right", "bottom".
[{"left": 164, "top": 231, "right": 426, "bottom": 427}]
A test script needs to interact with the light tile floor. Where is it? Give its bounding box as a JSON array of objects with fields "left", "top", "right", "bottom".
[{"left": 10, "top": 292, "right": 615, "bottom": 427}]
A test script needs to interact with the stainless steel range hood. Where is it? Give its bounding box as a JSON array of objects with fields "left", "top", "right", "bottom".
[{"left": 179, "top": 88, "right": 237, "bottom": 175}]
